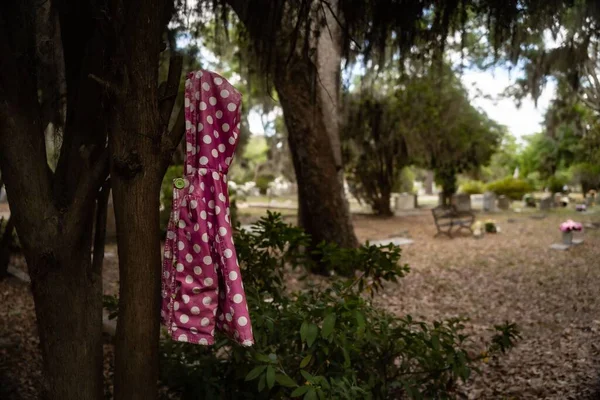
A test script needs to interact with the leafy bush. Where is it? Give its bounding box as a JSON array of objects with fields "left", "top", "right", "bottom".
[
  {"left": 546, "top": 175, "right": 569, "bottom": 194},
  {"left": 486, "top": 178, "right": 532, "bottom": 200},
  {"left": 160, "top": 165, "right": 184, "bottom": 236},
  {"left": 570, "top": 163, "right": 600, "bottom": 193},
  {"left": 153, "top": 212, "right": 519, "bottom": 399},
  {"left": 524, "top": 172, "right": 542, "bottom": 192},
  {"left": 392, "top": 167, "right": 415, "bottom": 194},
  {"left": 255, "top": 174, "right": 275, "bottom": 195},
  {"left": 459, "top": 180, "right": 486, "bottom": 195}
]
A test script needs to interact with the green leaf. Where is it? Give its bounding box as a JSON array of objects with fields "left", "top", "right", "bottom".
[
  {"left": 355, "top": 311, "right": 366, "bottom": 333},
  {"left": 431, "top": 334, "right": 440, "bottom": 351},
  {"left": 276, "top": 374, "right": 298, "bottom": 388},
  {"left": 306, "top": 323, "right": 319, "bottom": 347},
  {"left": 291, "top": 386, "right": 310, "bottom": 397},
  {"left": 255, "top": 353, "right": 272, "bottom": 363},
  {"left": 304, "top": 388, "right": 317, "bottom": 400},
  {"left": 245, "top": 365, "right": 266, "bottom": 381},
  {"left": 300, "top": 321, "right": 309, "bottom": 342},
  {"left": 342, "top": 347, "right": 351, "bottom": 367},
  {"left": 317, "top": 388, "right": 326, "bottom": 400},
  {"left": 321, "top": 314, "right": 336, "bottom": 338},
  {"left": 266, "top": 366, "right": 275, "bottom": 389},
  {"left": 318, "top": 377, "right": 331, "bottom": 390},
  {"left": 258, "top": 374, "right": 266, "bottom": 392},
  {"left": 300, "top": 354, "right": 312, "bottom": 368},
  {"left": 300, "top": 370, "right": 315, "bottom": 383}
]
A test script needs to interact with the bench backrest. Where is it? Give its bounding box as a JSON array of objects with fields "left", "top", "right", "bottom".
[{"left": 432, "top": 205, "right": 455, "bottom": 220}]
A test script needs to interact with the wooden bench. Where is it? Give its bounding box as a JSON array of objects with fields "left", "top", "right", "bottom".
[{"left": 431, "top": 205, "right": 475, "bottom": 238}]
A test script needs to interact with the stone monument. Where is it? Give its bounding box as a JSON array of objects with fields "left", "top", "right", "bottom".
[
  {"left": 452, "top": 193, "right": 472, "bottom": 212},
  {"left": 497, "top": 195, "right": 510, "bottom": 210},
  {"left": 483, "top": 191, "right": 497, "bottom": 212}
]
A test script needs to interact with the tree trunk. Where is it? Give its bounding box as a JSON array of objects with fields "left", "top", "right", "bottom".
[
  {"left": 0, "top": 72, "right": 105, "bottom": 400},
  {"left": 425, "top": 170, "right": 434, "bottom": 195},
  {"left": 373, "top": 195, "right": 393, "bottom": 216},
  {"left": 315, "top": 0, "right": 344, "bottom": 178},
  {"left": 108, "top": 1, "right": 175, "bottom": 398},
  {"left": 312, "top": 0, "right": 355, "bottom": 236},
  {"left": 111, "top": 165, "right": 163, "bottom": 400},
  {"left": 225, "top": 0, "right": 358, "bottom": 252},
  {"left": 274, "top": 57, "right": 358, "bottom": 250},
  {"left": 30, "top": 243, "right": 104, "bottom": 400},
  {"left": 0, "top": 216, "right": 15, "bottom": 278}
]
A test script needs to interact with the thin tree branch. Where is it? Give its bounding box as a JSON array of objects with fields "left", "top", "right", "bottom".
[
  {"left": 159, "top": 52, "right": 183, "bottom": 128},
  {"left": 92, "top": 179, "right": 110, "bottom": 275},
  {"left": 66, "top": 149, "right": 110, "bottom": 229},
  {"left": 161, "top": 105, "right": 186, "bottom": 168},
  {"left": 88, "top": 73, "right": 122, "bottom": 95}
]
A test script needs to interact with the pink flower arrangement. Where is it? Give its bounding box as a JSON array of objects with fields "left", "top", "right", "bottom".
[{"left": 560, "top": 220, "right": 583, "bottom": 232}]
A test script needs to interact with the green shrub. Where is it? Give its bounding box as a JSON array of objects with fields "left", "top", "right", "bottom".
[
  {"left": 255, "top": 174, "right": 275, "bottom": 195},
  {"left": 160, "top": 165, "right": 184, "bottom": 236},
  {"left": 570, "top": 163, "right": 600, "bottom": 193},
  {"left": 392, "top": 167, "right": 415, "bottom": 194},
  {"left": 149, "top": 213, "right": 519, "bottom": 399},
  {"left": 459, "top": 180, "right": 486, "bottom": 195},
  {"left": 546, "top": 174, "right": 569, "bottom": 194},
  {"left": 486, "top": 177, "right": 532, "bottom": 200},
  {"left": 524, "top": 172, "right": 542, "bottom": 192}
]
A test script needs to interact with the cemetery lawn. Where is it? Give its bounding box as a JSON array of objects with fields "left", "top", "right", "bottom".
[{"left": 1, "top": 209, "right": 600, "bottom": 399}]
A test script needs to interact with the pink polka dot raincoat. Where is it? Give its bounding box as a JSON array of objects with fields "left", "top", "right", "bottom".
[{"left": 161, "top": 70, "right": 254, "bottom": 346}]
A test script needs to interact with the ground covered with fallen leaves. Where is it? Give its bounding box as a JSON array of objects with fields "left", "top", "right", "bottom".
[{"left": 2, "top": 208, "right": 600, "bottom": 399}]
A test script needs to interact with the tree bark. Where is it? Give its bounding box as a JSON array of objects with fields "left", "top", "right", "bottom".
[
  {"left": 312, "top": 0, "right": 356, "bottom": 232},
  {"left": 107, "top": 1, "right": 179, "bottom": 399},
  {"left": 373, "top": 193, "right": 393, "bottom": 216},
  {"left": 0, "top": 1, "right": 109, "bottom": 399},
  {"left": 31, "top": 241, "right": 104, "bottom": 400},
  {"left": 226, "top": 0, "right": 358, "bottom": 251},
  {"left": 274, "top": 57, "right": 358, "bottom": 250},
  {"left": 0, "top": 216, "right": 15, "bottom": 278},
  {"left": 0, "top": 101, "right": 105, "bottom": 400}
]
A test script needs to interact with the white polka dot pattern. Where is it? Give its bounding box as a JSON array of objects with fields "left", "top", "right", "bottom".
[{"left": 160, "top": 69, "right": 253, "bottom": 347}]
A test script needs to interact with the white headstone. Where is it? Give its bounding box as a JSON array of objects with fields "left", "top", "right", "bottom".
[
  {"left": 483, "top": 191, "right": 497, "bottom": 212},
  {"left": 452, "top": 193, "right": 472, "bottom": 212},
  {"left": 394, "top": 193, "right": 415, "bottom": 211}
]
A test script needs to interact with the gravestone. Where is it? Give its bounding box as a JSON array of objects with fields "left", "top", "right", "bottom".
[
  {"left": 394, "top": 193, "right": 416, "bottom": 211},
  {"left": 539, "top": 196, "right": 553, "bottom": 210},
  {"left": 452, "top": 193, "right": 472, "bottom": 212},
  {"left": 483, "top": 191, "right": 497, "bottom": 212},
  {"left": 370, "top": 237, "right": 414, "bottom": 247},
  {"left": 497, "top": 195, "right": 510, "bottom": 210},
  {"left": 586, "top": 196, "right": 594, "bottom": 207},
  {"left": 553, "top": 193, "right": 569, "bottom": 207}
]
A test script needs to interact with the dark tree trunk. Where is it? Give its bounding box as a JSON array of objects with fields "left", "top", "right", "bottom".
[
  {"left": 373, "top": 194, "right": 393, "bottom": 216},
  {"left": 111, "top": 166, "right": 163, "bottom": 400},
  {"left": 0, "top": 2, "right": 109, "bottom": 399},
  {"left": 0, "top": 216, "right": 15, "bottom": 278},
  {"left": 30, "top": 241, "right": 104, "bottom": 400},
  {"left": 225, "top": 0, "right": 358, "bottom": 252},
  {"left": 107, "top": 1, "right": 181, "bottom": 399},
  {"left": 0, "top": 84, "right": 106, "bottom": 400},
  {"left": 274, "top": 57, "right": 358, "bottom": 250}
]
